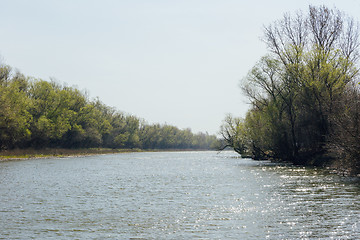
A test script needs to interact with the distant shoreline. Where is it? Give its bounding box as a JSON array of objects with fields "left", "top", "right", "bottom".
[
  {"left": 0, "top": 148, "right": 215, "bottom": 161},
  {"left": 0, "top": 148, "right": 131, "bottom": 162}
]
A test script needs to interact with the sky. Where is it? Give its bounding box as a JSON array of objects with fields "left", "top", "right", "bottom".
[{"left": 1, "top": 0, "right": 360, "bottom": 135}]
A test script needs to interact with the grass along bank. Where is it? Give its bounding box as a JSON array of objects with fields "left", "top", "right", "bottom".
[
  {"left": 0, "top": 148, "right": 143, "bottom": 161},
  {"left": 0, "top": 148, "right": 216, "bottom": 161}
]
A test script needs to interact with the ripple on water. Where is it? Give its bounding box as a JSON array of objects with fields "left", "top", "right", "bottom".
[{"left": 0, "top": 151, "right": 359, "bottom": 239}]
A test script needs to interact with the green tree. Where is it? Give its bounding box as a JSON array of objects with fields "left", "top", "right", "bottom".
[
  {"left": 0, "top": 67, "right": 32, "bottom": 149},
  {"left": 235, "top": 5, "right": 360, "bottom": 167},
  {"left": 0, "top": 60, "right": 219, "bottom": 151}
]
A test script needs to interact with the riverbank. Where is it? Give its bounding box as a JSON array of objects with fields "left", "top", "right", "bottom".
[
  {"left": 0, "top": 148, "right": 142, "bottom": 161},
  {"left": 0, "top": 148, "right": 214, "bottom": 161}
]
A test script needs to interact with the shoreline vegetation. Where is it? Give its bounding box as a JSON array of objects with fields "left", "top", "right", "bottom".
[
  {"left": 0, "top": 61, "right": 219, "bottom": 154},
  {"left": 0, "top": 148, "right": 135, "bottom": 161},
  {"left": 219, "top": 5, "right": 360, "bottom": 176}
]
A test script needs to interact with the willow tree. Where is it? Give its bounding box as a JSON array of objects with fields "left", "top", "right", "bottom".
[
  {"left": 0, "top": 67, "right": 32, "bottom": 149},
  {"left": 241, "top": 5, "right": 360, "bottom": 164},
  {"left": 218, "top": 114, "right": 249, "bottom": 155}
]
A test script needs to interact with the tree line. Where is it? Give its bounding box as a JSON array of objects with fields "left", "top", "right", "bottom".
[
  {"left": 220, "top": 5, "right": 360, "bottom": 175},
  {"left": 0, "top": 64, "right": 219, "bottom": 151}
]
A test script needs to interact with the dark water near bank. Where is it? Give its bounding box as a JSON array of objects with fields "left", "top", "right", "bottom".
[{"left": 0, "top": 151, "right": 359, "bottom": 239}]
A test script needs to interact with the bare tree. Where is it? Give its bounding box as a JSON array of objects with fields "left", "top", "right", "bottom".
[
  {"left": 328, "top": 81, "right": 360, "bottom": 174},
  {"left": 218, "top": 114, "right": 247, "bottom": 155}
]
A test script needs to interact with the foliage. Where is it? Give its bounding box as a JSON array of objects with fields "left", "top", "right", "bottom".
[
  {"left": 0, "top": 64, "right": 219, "bottom": 151},
  {"left": 0, "top": 68, "right": 32, "bottom": 149},
  {"left": 221, "top": 5, "right": 360, "bottom": 174}
]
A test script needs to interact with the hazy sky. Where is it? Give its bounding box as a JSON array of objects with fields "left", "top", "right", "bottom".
[{"left": 1, "top": 0, "right": 360, "bottom": 135}]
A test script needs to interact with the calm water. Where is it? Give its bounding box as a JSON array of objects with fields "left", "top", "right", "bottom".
[{"left": 0, "top": 151, "right": 359, "bottom": 239}]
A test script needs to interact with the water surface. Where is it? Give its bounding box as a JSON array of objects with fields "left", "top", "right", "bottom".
[{"left": 0, "top": 151, "right": 359, "bottom": 239}]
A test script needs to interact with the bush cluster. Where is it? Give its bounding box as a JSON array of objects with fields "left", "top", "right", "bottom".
[{"left": 0, "top": 65, "right": 218, "bottom": 150}]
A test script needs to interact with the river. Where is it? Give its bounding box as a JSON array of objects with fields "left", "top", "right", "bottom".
[{"left": 0, "top": 151, "right": 359, "bottom": 239}]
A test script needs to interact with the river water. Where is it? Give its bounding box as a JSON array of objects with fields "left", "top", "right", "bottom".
[{"left": 0, "top": 151, "right": 359, "bottom": 239}]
